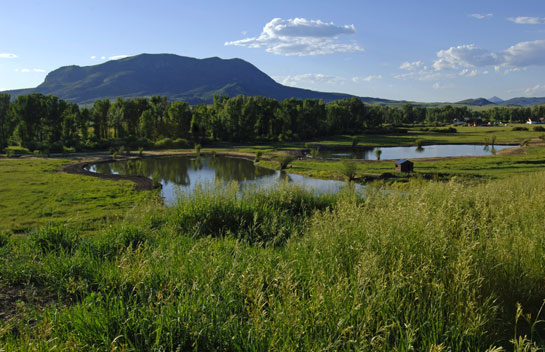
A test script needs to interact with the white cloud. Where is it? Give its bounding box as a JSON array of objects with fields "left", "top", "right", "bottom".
[
  {"left": 16, "top": 68, "right": 46, "bottom": 73},
  {"left": 109, "top": 55, "right": 130, "bottom": 60},
  {"left": 225, "top": 18, "right": 363, "bottom": 56},
  {"left": 433, "top": 44, "right": 501, "bottom": 70},
  {"left": 469, "top": 13, "right": 493, "bottom": 19},
  {"left": 90, "top": 55, "right": 97, "bottom": 59},
  {"left": 524, "top": 84, "right": 545, "bottom": 95},
  {"left": 352, "top": 74, "right": 382, "bottom": 82},
  {"left": 276, "top": 73, "right": 345, "bottom": 86},
  {"left": 508, "top": 16, "right": 545, "bottom": 24},
  {"left": 101, "top": 56, "right": 106, "bottom": 60},
  {"left": 459, "top": 69, "right": 479, "bottom": 77},
  {"left": 394, "top": 68, "right": 454, "bottom": 81},
  {"left": 0, "top": 53, "right": 17, "bottom": 59},
  {"left": 400, "top": 61, "right": 423, "bottom": 70},
  {"left": 433, "top": 40, "right": 545, "bottom": 71},
  {"left": 432, "top": 82, "right": 449, "bottom": 89},
  {"left": 503, "top": 40, "right": 545, "bottom": 67}
]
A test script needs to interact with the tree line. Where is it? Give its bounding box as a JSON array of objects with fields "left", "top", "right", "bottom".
[{"left": 1, "top": 92, "right": 544, "bottom": 152}]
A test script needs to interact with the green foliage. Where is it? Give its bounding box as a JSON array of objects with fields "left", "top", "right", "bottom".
[
  {"left": 532, "top": 126, "right": 545, "bottom": 132},
  {"left": 30, "top": 224, "right": 80, "bottom": 254},
  {"left": 2, "top": 174, "right": 545, "bottom": 349},
  {"left": 310, "top": 147, "right": 320, "bottom": 159},
  {"left": 341, "top": 159, "right": 357, "bottom": 180},
  {"left": 513, "top": 126, "right": 529, "bottom": 131},
  {"left": 276, "top": 153, "right": 295, "bottom": 169},
  {"left": 173, "top": 183, "right": 338, "bottom": 244},
  {"left": 5, "top": 146, "right": 31, "bottom": 156},
  {"left": 351, "top": 136, "right": 359, "bottom": 147},
  {"left": 374, "top": 148, "right": 382, "bottom": 160},
  {"left": 254, "top": 150, "right": 262, "bottom": 162},
  {"left": 138, "top": 147, "right": 144, "bottom": 157}
]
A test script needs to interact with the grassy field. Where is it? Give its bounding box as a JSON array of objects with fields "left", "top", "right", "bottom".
[
  {"left": 1, "top": 130, "right": 545, "bottom": 350},
  {"left": 0, "top": 158, "right": 152, "bottom": 233},
  {"left": 230, "top": 125, "right": 542, "bottom": 154},
  {"left": 1, "top": 176, "right": 545, "bottom": 350}
]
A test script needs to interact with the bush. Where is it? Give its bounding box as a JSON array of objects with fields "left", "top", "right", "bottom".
[
  {"left": 341, "top": 159, "right": 357, "bottom": 181},
  {"left": 255, "top": 151, "right": 262, "bottom": 162},
  {"left": 512, "top": 126, "right": 529, "bottom": 131},
  {"left": 154, "top": 138, "right": 173, "bottom": 149},
  {"left": 173, "top": 138, "right": 190, "bottom": 148},
  {"left": 276, "top": 153, "right": 295, "bottom": 169},
  {"left": 5, "top": 146, "right": 31, "bottom": 156},
  {"left": 30, "top": 225, "right": 80, "bottom": 254},
  {"left": 532, "top": 126, "right": 545, "bottom": 132}
]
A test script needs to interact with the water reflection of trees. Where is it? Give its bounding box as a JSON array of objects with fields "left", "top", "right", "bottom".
[
  {"left": 212, "top": 157, "right": 275, "bottom": 181},
  {"left": 91, "top": 156, "right": 276, "bottom": 186}
]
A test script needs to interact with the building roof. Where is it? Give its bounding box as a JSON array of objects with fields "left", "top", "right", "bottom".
[{"left": 395, "top": 159, "right": 413, "bottom": 165}]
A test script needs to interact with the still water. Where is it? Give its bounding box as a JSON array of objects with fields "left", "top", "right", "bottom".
[
  {"left": 314, "top": 144, "right": 511, "bottom": 160},
  {"left": 86, "top": 156, "right": 358, "bottom": 205}
]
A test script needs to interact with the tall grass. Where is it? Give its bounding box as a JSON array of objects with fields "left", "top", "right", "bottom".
[{"left": 1, "top": 176, "right": 545, "bottom": 350}]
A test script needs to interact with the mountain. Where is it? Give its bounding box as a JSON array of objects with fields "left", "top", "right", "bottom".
[
  {"left": 499, "top": 97, "right": 545, "bottom": 106},
  {"left": 2, "top": 53, "right": 394, "bottom": 105},
  {"left": 455, "top": 98, "right": 496, "bottom": 106},
  {"left": 488, "top": 96, "right": 504, "bottom": 104}
]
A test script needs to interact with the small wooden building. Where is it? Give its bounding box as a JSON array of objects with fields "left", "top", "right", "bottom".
[{"left": 395, "top": 159, "right": 413, "bottom": 173}]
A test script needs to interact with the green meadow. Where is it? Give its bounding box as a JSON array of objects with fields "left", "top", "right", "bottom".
[{"left": 1, "top": 130, "right": 545, "bottom": 350}]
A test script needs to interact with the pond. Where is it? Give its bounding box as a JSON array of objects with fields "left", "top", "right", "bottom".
[
  {"left": 85, "top": 156, "right": 359, "bottom": 205},
  {"left": 313, "top": 144, "right": 512, "bottom": 160}
]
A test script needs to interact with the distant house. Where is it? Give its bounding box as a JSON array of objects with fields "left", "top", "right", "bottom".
[
  {"left": 527, "top": 117, "right": 545, "bottom": 124},
  {"left": 395, "top": 159, "right": 414, "bottom": 173}
]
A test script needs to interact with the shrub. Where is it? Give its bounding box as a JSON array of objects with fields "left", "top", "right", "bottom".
[
  {"left": 154, "top": 138, "right": 173, "bottom": 149},
  {"left": 173, "top": 138, "right": 190, "bottom": 148},
  {"left": 0, "top": 232, "right": 9, "bottom": 247},
  {"left": 351, "top": 136, "right": 360, "bottom": 147},
  {"left": 430, "top": 127, "right": 457, "bottom": 133},
  {"left": 276, "top": 153, "right": 294, "bottom": 169},
  {"left": 512, "top": 126, "right": 529, "bottom": 131},
  {"left": 532, "top": 126, "right": 545, "bottom": 132},
  {"left": 5, "top": 146, "right": 31, "bottom": 157},
  {"left": 31, "top": 225, "right": 80, "bottom": 254},
  {"left": 374, "top": 149, "right": 382, "bottom": 160},
  {"left": 341, "top": 159, "right": 357, "bottom": 181},
  {"left": 255, "top": 151, "right": 262, "bottom": 162},
  {"left": 194, "top": 143, "right": 201, "bottom": 156}
]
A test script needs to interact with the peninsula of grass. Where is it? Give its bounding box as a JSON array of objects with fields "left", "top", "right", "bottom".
[{"left": 0, "top": 158, "right": 152, "bottom": 233}]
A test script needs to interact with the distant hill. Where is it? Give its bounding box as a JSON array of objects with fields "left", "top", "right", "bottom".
[
  {"left": 1, "top": 53, "right": 394, "bottom": 105},
  {"left": 499, "top": 97, "right": 545, "bottom": 106},
  {"left": 488, "top": 96, "right": 504, "bottom": 104},
  {"left": 455, "top": 98, "right": 496, "bottom": 106}
]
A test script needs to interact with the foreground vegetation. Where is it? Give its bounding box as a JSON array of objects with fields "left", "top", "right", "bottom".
[{"left": 1, "top": 170, "right": 545, "bottom": 350}]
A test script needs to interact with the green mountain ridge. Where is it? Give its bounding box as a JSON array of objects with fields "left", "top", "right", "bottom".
[{"left": 1, "top": 53, "right": 394, "bottom": 105}]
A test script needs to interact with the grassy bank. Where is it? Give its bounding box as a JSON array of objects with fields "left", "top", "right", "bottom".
[
  {"left": 1, "top": 175, "right": 545, "bottom": 350},
  {"left": 0, "top": 158, "right": 151, "bottom": 233}
]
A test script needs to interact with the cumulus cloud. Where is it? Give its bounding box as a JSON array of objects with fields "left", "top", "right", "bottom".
[
  {"left": 525, "top": 84, "right": 545, "bottom": 95},
  {"left": 432, "top": 82, "right": 449, "bottom": 89},
  {"left": 508, "top": 16, "right": 545, "bottom": 24},
  {"left": 0, "top": 53, "right": 17, "bottom": 59},
  {"left": 400, "top": 61, "right": 423, "bottom": 70},
  {"left": 276, "top": 73, "right": 346, "bottom": 86},
  {"left": 433, "top": 40, "right": 545, "bottom": 71},
  {"left": 352, "top": 75, "right": 382, "bottom": 82},
  {"left": 469, "top": 13, "right": 493, "bottom": 19},
  {"left": 109, "top": 55, "right": 130, "bottom": 60},
  {"left": 433, "top": 44, "right": 501, "bottom": 70},
  {"left": 459, "top": 69, "right": 479, "bottom": 77},
  {"left": 90, "top": 55, "right": 97, "bottom": 59},
  {"left": 225, "top": 18, "right": 363, "bottom": 56}
]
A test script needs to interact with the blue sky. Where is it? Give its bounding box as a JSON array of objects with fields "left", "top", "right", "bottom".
[{"left": 1, "top": 0, "right": 545, "bottom": 102}]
